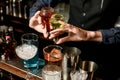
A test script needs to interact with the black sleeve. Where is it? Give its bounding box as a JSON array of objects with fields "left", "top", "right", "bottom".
[
  {"left": 29, "top": 0, "right": 60, "bottom": 19},
  {"left": 100, "top": 27, "right": 120, "bottom": 44}
]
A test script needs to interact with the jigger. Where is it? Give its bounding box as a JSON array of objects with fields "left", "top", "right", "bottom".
[{"left": 79, "top": 61, "right": 98, "bottom": 80}]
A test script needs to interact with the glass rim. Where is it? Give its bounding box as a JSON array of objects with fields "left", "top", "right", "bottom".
[
  {"left": 21, "top": 33, "right": 38, "bottom": 41},
  {"left": 43, "top": 45, "right": 63, "bottom": 53},
  {"left": 41, "top": 6, "right": 54, "bottom": 12}
]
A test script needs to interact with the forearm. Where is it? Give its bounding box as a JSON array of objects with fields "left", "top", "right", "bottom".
[
  {"left": 86, "top": 30, "right": 102, "bottom": 42},
  {"left": 86, "top": 27, "right": 120, "bottom": 44}
]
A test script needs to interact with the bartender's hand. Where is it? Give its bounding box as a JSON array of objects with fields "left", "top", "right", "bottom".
[
  {"left": 49, "top": 21, "right": 102, "bottom": 44},
  {"left": 29, "top": 11, "right": 49, "bottom": 38}
]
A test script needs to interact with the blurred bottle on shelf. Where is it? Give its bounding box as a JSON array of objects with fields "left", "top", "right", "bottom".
[
  {"left": 0, "top": 6, "right": 4, "bottom": 21},
  {"left": 8, "top": 26, "right": 17, "bottom": 48},
  {"left": 4, "top": 0, "right": 29, "bottom": 19},
  {"left": 0, "top": 25, "right": 8, "bottom": 58},
  {"left": 0, "top": 25, "right": 17, "bottom": 61},
  {"left": 6, "top": 0, "right": 9, "bottom": 15},
  {"left": 23, "top": 5, "right": 27, "bottom": 19}
]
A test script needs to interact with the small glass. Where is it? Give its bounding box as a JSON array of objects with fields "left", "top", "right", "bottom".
[
  {"left": 39, "top": 7, "right": 54, "bottom": 32},
  {"left": 42, "top": 64, "right": 62, "bottom": 80}
]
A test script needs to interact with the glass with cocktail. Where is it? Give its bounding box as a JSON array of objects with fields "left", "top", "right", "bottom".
[
  {"left": 40, "top": 7, "right": 54, "bottom": 32},
  {"left": 43, "top": 45, "right": 63, "bottom": 67},
  {"left": 50, "top": 13, "right": 65, "bottom": 29},
  {"left": 15, "top": 33, "right": 41, "bottom": 80},
  {"left": 50, "top": 13, "right": 66, "bottom": 42}
]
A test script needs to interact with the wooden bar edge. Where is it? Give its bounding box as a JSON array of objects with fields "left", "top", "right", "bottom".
[{"left": 0, "top": 61, "right": 42, "bottom": 80}]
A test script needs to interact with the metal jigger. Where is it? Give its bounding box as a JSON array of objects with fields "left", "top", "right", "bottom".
[{"left": 79, "top": 61, "right": 98, "bottom": 80}]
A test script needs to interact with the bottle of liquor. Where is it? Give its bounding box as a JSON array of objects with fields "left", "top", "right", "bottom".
[
  {"left": 8, "top": 26, "right": 17, "bottom": 48},
  {"left": 0, "top": 27, "right": 4, "bottom": 57},
  {"left": 3, "top": 28, "right": 12, "bottom": 60},
  {"left": 2, "top": 26, "right": 17, "bottom": 60},
  {"left": 0, "top": 6, "right": 4, "bottom": 21},
  {"left": 0, "top": 25, "right": 8, "bottom": 60}
]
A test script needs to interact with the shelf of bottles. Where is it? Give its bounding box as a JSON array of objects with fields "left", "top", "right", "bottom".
[
  {"left": 1, "top": 0, "right": 30, "bottom": 19},
  {"left": 0, "top": 0, "right": 32, "bottom": 26}
]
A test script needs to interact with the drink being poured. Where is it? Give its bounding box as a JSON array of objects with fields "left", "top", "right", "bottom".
[{"left": 40, "top": 7, "right": 54, "bottom": 32}]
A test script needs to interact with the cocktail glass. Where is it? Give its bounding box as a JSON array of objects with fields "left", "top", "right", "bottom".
[
  {"left": 15, "top": 33, "right": 44, "bottom": 80},
  {"left": 50, "top": 13, "right": 66, "bottom": 43},
  {"left": 15, "top": 43, "right": 37, "bottom": 80}
]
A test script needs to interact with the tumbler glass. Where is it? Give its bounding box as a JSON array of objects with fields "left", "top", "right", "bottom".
[
  {"left": 42, "top": 64, "right": 62, "bottom": 80},
  {"left": 21, "top": 33, "right": 45, "bottom": 74},
  {"left": 50, "top": 13, "right": 66, "bottom": 42},
  {"left": 43, "top": 45, "right": 63, "bottom": 67}
]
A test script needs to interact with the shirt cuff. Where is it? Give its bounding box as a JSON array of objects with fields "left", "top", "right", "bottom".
[{"left": 100, "top": 28, "right": 117, "bottom": 44}]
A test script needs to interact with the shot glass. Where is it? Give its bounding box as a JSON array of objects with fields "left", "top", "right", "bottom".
[{"left": 39, "top": 7, "right": 54, "bottom": 32}]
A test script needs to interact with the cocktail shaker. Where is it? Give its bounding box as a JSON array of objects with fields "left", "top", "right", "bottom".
[{"left": 62, "top": 46, "right": 81, "bottom": 80}]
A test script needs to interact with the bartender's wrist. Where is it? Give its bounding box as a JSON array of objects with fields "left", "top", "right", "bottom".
[{"left": 86, "top": 30, "right": 102, "bottom": 42}]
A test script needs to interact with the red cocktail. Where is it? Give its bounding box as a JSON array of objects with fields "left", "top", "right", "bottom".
[
  {"left": 40, "top": 7, "right": 54, "bottom": 32},
  {"left": 43, "top": 45, "right": 63, "bottom": 66}
]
